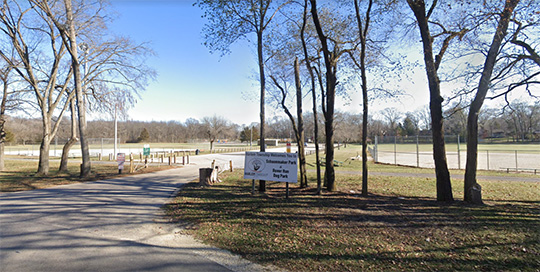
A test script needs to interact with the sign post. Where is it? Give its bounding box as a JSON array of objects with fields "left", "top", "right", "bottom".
[
  {"left": 117, "top": 153, "right": 125, "bottom": 174},
  {"left": 286, "top": 142, "right": 291, "bottom": 153},
  {"left": 143, "top": 145, "right": 150, "bottom": 168},
  {"left": 244, "top": 151, "right": 298, "bottom": 198}
]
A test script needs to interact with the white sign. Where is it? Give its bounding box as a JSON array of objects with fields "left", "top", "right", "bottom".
[
  {"left": 117, "top": 153, "right": 125, "bottom": 170},
  {"left": 244, "top": 152, "right": 298, "bottom": 183}
]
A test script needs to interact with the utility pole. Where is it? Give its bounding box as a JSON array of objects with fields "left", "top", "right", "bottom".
[{"left": 114, "top": 104, "right": 118, "bottom": 160}]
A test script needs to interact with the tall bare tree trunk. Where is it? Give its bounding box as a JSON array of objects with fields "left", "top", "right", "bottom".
[
  {"left": 294, "top": 58, "right": 307, "bottom": 188},
  {"left": 301, "top": 0, "right": 322, "bottom": 193},
  {"left": 354, "top": 0, "right": 373, "bottom": 196},
  {"left": 408, "top": 0, "right": 453, "bottom": 202},
  {"left": 59, "top": 98, "right": 78, "bottom": 172},
  {"left": 311, "top": 0, "right": 336, "bottom": 192},
  {"left": 257, "top": 28, "right": 266, "bottom": 192},
  {"left": 37, "top": 114, "right": 51, "bottom": 175},
  {"left": 0, "top": 67, "right": 8, "bottom": 172},
  {"left": 63, "top": 0, "right": 91, "bottom": 177},
  {"left": 465, "top": 0, "right": 519, "bottom": 204}
]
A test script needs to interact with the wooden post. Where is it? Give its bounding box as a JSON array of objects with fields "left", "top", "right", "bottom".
[
  {"left": 98, "top": 153, "right": 102, "bottom": 161},
  {"left": 182, "top": 156, "right": 185, "bottom": 165},
  {"left": 230, "top": 160, "right": 233, "bottom": 172},
  {"left": 187, "top": 155, "right": 190, "bottom": 164},
  {"left": 174, "top": 154, "right": 177, "bottom": 164},
  {"left": 130, "top": 154, "right": 134, "bottom": 173},
  {"left": 168, "top": 154, "right": 171, "bottom": 165}
]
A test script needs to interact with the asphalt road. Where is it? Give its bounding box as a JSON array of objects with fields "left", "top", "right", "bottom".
[{"left": 0, "top": 152, "right": 277, "bottom": 272}]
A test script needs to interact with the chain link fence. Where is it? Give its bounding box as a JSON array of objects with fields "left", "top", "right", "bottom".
[{"left": 371, "top": 135, "right": 540, "bottom": 173}]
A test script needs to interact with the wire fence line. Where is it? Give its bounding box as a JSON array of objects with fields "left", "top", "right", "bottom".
[{"left": 371, "top": 135, "right": 540, "bottom": 174}]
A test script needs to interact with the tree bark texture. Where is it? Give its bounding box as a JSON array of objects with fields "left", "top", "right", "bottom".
[
  {"left": 355, "top": 0, "right": 373, "bottom": 196},
  {"left": 311, "top": 0, "right": 337, "bottom": 192},
  {"left": 59, "top": 99, "right": 78, "bottom": 172},
  {"left": 63, "top": 0, "right": 91, "bottom": 177},
  {"left": 408, "top": 0, "right": 453, "bottom": 201},
  {"left": 301, "top": 0, "right": 322, "bottom": 193},
  {"left": 199, "top": 167, "right": 221, "bottom": 186},
  {"left": 0, "top": 68, "right": 8, "bottom": 171},
  {"left": 294, "top": 58, "right": 307, "bottom": 188},
  {"left": 37, "top": 114, "right": 51, "bottom": 175},
  {"left": 257, "top": 27, "right": 266, "bottom": 192},
  {"left": 465, "top": 0, "right": 519, "bottom": 204}
]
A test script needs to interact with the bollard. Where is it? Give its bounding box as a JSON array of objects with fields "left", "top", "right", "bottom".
[
  {"left": 187, "top": 155, "right": 190, "bottom": 164},
  {"left": 130, "top": 154, "right": 134, "bottom": 173}
]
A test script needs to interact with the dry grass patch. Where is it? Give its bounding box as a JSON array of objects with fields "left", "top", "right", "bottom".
[
  {"left": 166, "top": 170, "right": 539, "bottom": 271},
  {"left": 0, "top": 159, "right": 176, "bottom": 192}
]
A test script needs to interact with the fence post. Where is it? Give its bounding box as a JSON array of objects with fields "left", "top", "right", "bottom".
[
  {"left": 130, "top": 153, "right": 134, "bottom": 173},
  {"left": 416, "top": 135, "right": 419, "bottom": 168},
  {"left": 457, "top": 135, "right": 461, "bottom": 170},
  {"left": 515, "top": 150, "right": 518, "bottom": 171},
  {"left": 487, "top": 150, "right": 490, "bottom": 170},
  {"left": 374, "top": 136, "right": 378, "bottom": 162},
  {"left": 394, "top": 136, "right": 397, "bottom": 165}
]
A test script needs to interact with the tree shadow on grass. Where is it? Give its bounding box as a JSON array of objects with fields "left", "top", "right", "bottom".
[{"left": 167, "top": 178, "right": 540, "bottom": 271}]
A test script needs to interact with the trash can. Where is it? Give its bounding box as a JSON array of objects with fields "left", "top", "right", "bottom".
[{"left": 195, "top": 149, "right": 200, "bottom": 155}]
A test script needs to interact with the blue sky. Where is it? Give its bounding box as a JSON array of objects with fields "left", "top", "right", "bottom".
[
  {"left": 106, "top": 0, "right": 435, "bottom": 125},
  {"left": 108, "top": 0, "right": 261, "bottom": 125}
]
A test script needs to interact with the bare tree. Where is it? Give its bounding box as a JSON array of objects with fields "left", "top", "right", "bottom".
[
  {"left": 0, "top": 56, "right": 22, "bottom": 170},
  {"left": 202, "top": 115, "right": 230, "bottom": 151},
  {"left": 269, "top": 58, "right": 307, "bottom": 187},
  {"left": 197, "top": 0, "right": 290, "bottom": 192},
  {"left": 299, "top": 0, "right": 322, "bottom": 193},
  {"left": 310, "top": 0, "right": 359, "bottom": 191},
  {"left": 380, "top": 107, "right": 402, "bottom": 136},
  {"left": 406, "top": 0, "right": 470, "bottom": 202},
  {"left": 1, "top": 0, "right": 76, "bottom": 175},
  {"left": 353, "top": 0, "right": 373, "bottom": 196}
]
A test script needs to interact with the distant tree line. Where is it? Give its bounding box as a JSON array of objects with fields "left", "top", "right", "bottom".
[{"left": 5, "top": 100, "right": 538, "bottom": 146}]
